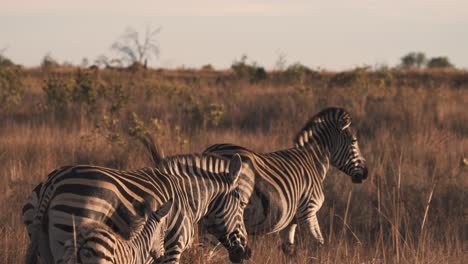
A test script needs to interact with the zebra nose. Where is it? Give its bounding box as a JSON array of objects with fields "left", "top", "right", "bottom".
[
  {"left": 351, "top": 166, "right": 368, "bottom": 183},
  {"left": 228, "top": 245, "right": 251, "bottom": 263}
]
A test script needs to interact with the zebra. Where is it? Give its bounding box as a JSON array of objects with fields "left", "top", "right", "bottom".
[
  {"left": 22, "top": 182, "right": 43, "bottom": 239},
  {"left": 61, "top": 199, "right": 172, "bottom": 264},
  {"left": 201, "top": 107, "right": 368, "bottom": 254},
  {"left": 23, "top": 153, "right": 251, "bottom": 264}
]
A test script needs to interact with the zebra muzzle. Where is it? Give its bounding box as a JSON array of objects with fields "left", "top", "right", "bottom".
[
  {"left": 351, "top": 166, "right": 368, "bottom": 183},
  {"left": 228, "top": 245, "right": 251, "bottom": 263}
]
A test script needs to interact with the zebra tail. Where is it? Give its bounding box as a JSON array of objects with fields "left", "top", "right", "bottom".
[{"left": 137, "top": 133, "right": 164, "bottom": 165}]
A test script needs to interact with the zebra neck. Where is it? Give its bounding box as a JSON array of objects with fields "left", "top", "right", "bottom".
[
  {"left": 302, "top": 140, "right": 331, "bottom": 182},
  {"left": 125, "top": 214, "right": 163, "bottom": 263},
  {"left": 181, "top": 178, "right": 230, "bottom": 222}
]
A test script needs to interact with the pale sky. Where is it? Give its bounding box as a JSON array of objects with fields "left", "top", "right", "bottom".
[{"left": 1, "top": 0, "right": 467, "bottom": 70}]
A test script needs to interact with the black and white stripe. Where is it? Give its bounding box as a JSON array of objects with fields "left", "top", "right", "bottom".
[
  {"left": 24, "top": 153, "right": 250, "bottom": 264},
  {"left": 203, "top": 107, "right": 368, "bottom": 253},
  {"left": 61, "top": 200, "right": 172, "bottom": 264}
]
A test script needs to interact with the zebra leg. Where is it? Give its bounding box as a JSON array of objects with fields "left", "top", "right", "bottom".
[
  {"left": 301, "top": 213, "right": 324, "bottom": 245},
  {"left": 25, "top": 242, "right": 38, "bottom": 264},
  {"left": 160, "top": 245, "right": 184, "bottom": 264},
  {"left": 279, "top": 222, "right": 298, "bottom": 256}
]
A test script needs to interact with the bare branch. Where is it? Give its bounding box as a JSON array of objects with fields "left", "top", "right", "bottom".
[{"left": 111, "top": 26, "right": 161, "bottom": 66}]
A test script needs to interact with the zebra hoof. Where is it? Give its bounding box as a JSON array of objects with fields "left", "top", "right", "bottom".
[{"left": 280, "top": 243, "right": 296, "bottom": 256}]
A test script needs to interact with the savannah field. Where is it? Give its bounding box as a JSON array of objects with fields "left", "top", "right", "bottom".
[{"left": 0, "top": 65, "right": 466, "bottom": 263}]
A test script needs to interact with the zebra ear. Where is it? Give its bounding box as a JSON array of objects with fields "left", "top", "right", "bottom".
[
  {"left": 338, "top": 115, "right": 352, "bottom": 130},
  {"left": 154, "top": 199, "right": 173, "bottom": 220},
  {"left": 228, "top": 154, "right": 242, "bottom": 186}
]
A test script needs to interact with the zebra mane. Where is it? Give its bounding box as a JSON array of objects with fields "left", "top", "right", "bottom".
[
  {"left": 160, "top": 153, "right": 233, "bottom": 182},
  {"left": 294, "top": 107, "right": 351, "bottom": 147},
  {"left": 162, "top": 153, "right": 230, "bottom": 174}
]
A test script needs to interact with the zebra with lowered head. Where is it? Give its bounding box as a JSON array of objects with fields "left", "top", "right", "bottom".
[
  {"left": 23, "top": 153, "right": 251, "bottom": 264},
  {"left": 202, "top": 107, "right": 368, "bottom": 254},
  {"left": 61, "top": 199, "right": 172, "bottom": 264}
]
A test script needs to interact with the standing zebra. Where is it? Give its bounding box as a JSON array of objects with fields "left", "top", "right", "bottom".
[
  {"left": 202, "top": 107, "right": 368, "bottom": 254},
  {"left": 23, "top": 153, "right": 251, "bottom": 264},
  {"left": 61, "top": 199, "right": 172, "bottom": 264}
]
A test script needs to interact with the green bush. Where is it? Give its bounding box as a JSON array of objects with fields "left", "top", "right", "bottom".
[
  {"left": 106, "top": 83, "right": 129, "bottom": 117},
  {"left": 72, "top": 70, "right": 102, "bottom": 115},
  {"left": 43, "top": 70, "right": 103, "bottom": 115},
  {"left": 42, "top": 75, "right": 74, "bottom": 113},
  {"left": 281, "top": 63, "right": 313, "bottom": 84},
  {"left": 41, "top": 53, "right": 60, "bottom": 69},
  {"left": 204, "top": 103, "right": 225, "bottom": 127},
  {"left": 0, "top": 67, "right": 23, "bottom": 111},
  {"left": 427, "top": 57, "right": 453, "bottom": 69},
  {"left": 0, "top": 54, "right": 15, "bottom": 67},
  {"left": 201, "top": 64, "right": 214, "bottom": 71},
  {"left": 329, "top": 66, "right": 371, "bottom": 87},
  {"left": 231, "top": 55, "right": 267, "bottom": 83}
]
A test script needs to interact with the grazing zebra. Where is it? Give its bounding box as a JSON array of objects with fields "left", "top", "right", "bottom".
[
  {"left": 60, "top": 199, "right": 172, "bottom": 264},
  {"left": 202, "top": 107, "right": 368, "bottom": 254},
  {"left": 24, "top": 153, "right": 250, "bottom": 264}
]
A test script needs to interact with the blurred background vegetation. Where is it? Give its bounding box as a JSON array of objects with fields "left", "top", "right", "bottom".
[{"left": 0, "top": 51, "right": 466, "bottom": 263}]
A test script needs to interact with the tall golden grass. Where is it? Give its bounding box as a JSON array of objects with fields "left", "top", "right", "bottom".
[{"left": 0, "top": 67, "right": 466, "bottom": 263}]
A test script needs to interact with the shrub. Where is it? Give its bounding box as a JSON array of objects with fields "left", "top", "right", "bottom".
[
  {"left": 204, "top": 103, "right": 225, "bottom": 127},
  {"left": 0, "top": 67, "right": 23, "bottom": 111},
  {"left": 400, "top": 52, "right": 427, "bottom": 69},
  {"left": 281, "top": 63, "right": 313, "bottom": 84},
  {"left": 106, "top": 83, "right": 129, "bottom": 117},
  {"left": 427, "top": 57, "right": 453, "bottom": 69},
  {"left": 42, "top": 75, "right": 74, "bottom": 113},
  {"left": 329, "top": 66, "right": 371, "bottom": 87},
  {"left": 231, "top": 55, "right": 267, "bottom": 83},
  {"left": 72, "top": 70, "right": 102, "bottom": 115},
  {"left": 201, "top": 64, "right": 214, "bottom": 71},
  {"left": 41, "top": 53, "right": 59, "bottom": 69},
  {"left": 0, "top": 54, "right": 15, "bottom": 67},
  {"left": 43, "top": 70, "right": 103, "bottom": 115}
]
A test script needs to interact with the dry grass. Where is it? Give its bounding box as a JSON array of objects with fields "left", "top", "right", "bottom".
[{"left": 0, "top": 67, "right": 467, "bottom": 263}]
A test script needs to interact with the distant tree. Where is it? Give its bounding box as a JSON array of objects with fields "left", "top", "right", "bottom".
[
  {"left": 278, "top": 62, "right": 315, "bottom": 84},
  {"left": 111, "top": 26, "right": 161, "bottom": 67},
  {"left": 201, "top": 64, "right": 214, "bottom": 71},
  {"left": 81, "top": 57, "right": 89, "bottom": 68},
  {"left": 0, "top": 48, "right": 15, "bottom": 67},
  {"left": 414, "top": 52, "right": 427, "bottom": 68},
  {"left": 0, "top": 65, "right": 23, "bottom": 110},
  {"left": 94, "top": 55, "right": 110, "bottom": 68},
  {"left": 274, "top": 51, "right": 287, "bottom": 71},
  {"left": 41, "top": 52, "right": 59, "bottom": 68},
  {"left": 400, "top": 52, "right": 426, "bottom": 69},
  {"left": 231, "top": 54, "right": 267, "bottom": 82},
  {"left": 427, "top": 56, "right": 453, "bottom": 69}
]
